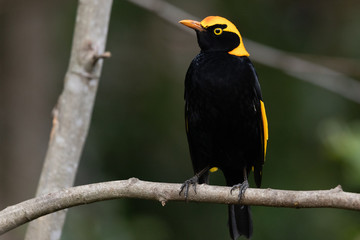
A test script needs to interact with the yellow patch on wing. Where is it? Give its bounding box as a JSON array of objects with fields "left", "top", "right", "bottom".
[
  {"left": 260, "top": 100, "right": 268, "bottom": 157},
  {"left": 209, "top": 167, "right": 218, "bottom": 172}
]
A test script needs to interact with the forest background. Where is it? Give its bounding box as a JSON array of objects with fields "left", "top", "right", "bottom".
[{"left": 1, "top": 0, "right": 360, "bottom": 239}]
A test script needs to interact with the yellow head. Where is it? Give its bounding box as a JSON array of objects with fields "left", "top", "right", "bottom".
[{"left": 180, "top": 16, "right": 249, "bottom": 57}]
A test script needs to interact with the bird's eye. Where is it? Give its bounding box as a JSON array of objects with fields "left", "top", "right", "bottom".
[{"left": 214, "top": 28, "right": 223, "bottom": 35}]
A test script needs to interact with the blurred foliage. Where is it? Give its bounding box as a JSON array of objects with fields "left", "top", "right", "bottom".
[
  {"left": 319, "top": 120, "right": 360, "bottom": 189},
  {"left": 2, "top": 0, "right": 359, "bottom": 239}
]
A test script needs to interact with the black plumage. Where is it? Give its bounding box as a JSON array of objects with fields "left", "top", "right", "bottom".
[{"left": 180, "top": 16, "right": 268, "bottom": 239}]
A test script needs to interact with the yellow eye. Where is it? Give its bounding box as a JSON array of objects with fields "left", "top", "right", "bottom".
[{"left": 214, "top": 28, "right": 223, "bottom": 35}]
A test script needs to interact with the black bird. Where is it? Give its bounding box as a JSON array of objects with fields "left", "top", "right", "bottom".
[{"left": 179, "top": 16, "right": 268, "bottom": 239}]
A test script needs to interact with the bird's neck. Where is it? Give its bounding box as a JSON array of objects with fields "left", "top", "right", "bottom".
[{"left": 228, "top": 35, "right": 249, "bottom": 57}]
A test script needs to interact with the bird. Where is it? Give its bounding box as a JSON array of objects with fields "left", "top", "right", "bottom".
[{"left": 179, "top": 16, "right": 268, "bottom": 239}]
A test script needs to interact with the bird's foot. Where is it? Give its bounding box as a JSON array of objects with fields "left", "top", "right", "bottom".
[
  {"left": 179, "top": 175, "right": 199, "bottom": 200},
  {"left": 230, "top": 179, "right": 249, "bottom": 202}
]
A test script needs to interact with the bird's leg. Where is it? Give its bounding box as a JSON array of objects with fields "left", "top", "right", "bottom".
[
  {"left": 179, "top": 166, "right": 210, "bottom": 200},
  {"left": 230, "top": 167, "right": 249, "bottom": 202}
]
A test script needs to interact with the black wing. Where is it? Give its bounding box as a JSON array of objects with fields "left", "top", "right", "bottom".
[
  {"left": 249, "top": 61, "right": 268, "bottom": 188},
  {"left": 184, "top": 59, "right": 210, "bottom": 184}
]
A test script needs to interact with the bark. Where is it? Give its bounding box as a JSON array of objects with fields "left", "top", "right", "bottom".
[
  {"left": 24, "top": 1, "right": 113, "bottom": 240},
  {"left": 1, "top": 178, "right": 359, "bottom": 235}
]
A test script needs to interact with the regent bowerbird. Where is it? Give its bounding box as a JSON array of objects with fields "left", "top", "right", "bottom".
[{"left": 179, "top": 16, "right": 269, "bottom": 239}]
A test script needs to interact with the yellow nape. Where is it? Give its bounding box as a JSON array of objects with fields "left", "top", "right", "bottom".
[
  {"left": 209, "top": 167, "right": 218, "bottom": 172},
  {"left": 260, "top": 100, "right": 268, "bottom": 157},
  {"left": 200, "top": 16, "right": 249, "bottom": 57},
  {"left": 228, "top": 42, "right": 249, "bottom": 57}
]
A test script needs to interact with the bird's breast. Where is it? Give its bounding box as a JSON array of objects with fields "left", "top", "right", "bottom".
[
  {"left": 191, "top": 54, "right": 254, "bottom": 103},
  {"left": 186, "top": 53, "right": 258, "bottom": 128}
]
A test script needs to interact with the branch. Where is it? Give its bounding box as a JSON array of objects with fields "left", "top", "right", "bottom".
[
  {"left": 24, "top": 1, "right": 113, "bottom": 240},
  {"left": 127, "top": 0, "right": 360, "bottom": 104},
  {"left": 1, "top": 178, "right": 359, "bottom": 235}
]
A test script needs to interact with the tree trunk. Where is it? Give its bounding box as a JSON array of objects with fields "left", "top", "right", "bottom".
[{"left": 24, "top": 1, "right": 113, "bottom": 239}]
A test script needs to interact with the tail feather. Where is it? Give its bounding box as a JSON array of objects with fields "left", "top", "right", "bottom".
[{"left": 228, "top": 204, "right": 253, "bottom": 239}]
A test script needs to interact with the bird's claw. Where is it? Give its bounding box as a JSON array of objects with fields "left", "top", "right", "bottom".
[
  {"left": 179, "top": 176, "right": 198, "bottom": 200},
  {"left": 230, "top": 180, "right": 249, "bottom": 202}
]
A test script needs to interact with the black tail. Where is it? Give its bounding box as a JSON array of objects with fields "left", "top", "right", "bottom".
[{"left": 228, "top": 204, "right": 253, "bottom": 240}]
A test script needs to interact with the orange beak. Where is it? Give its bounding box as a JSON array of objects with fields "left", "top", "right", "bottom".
[{"left": 179, "top": 19, "right": 205, "bottom": 31}]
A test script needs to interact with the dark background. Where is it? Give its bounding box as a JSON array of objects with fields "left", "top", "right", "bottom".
[{"left": 1, "top": 0, "right": 359, "bottom": 239}]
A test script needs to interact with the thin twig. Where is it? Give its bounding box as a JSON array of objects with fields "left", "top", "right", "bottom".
[
  {"left": 127, "top": 0, "right": 360, "bottom": 104},
  {"left": 93, "top": 51, "right": 112, "bottom": 66},
  {"left": 1, "top": 178, "right": 359, "bottom": 235}
]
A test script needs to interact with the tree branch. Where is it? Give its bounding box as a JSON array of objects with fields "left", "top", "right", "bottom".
[
  {"left": 1, "top": 178, "right": 359, "bottom": 235},
  {"left": 24, "top": 1, "right": 113, "bottom": 240}
]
